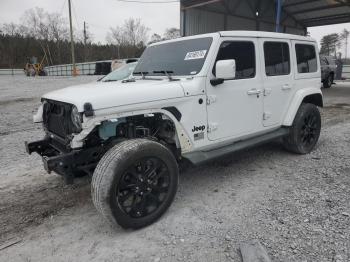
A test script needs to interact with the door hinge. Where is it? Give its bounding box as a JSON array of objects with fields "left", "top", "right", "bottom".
[
  {"left": 263, "top": 112, "right": 272, "bottom": 120},
  {"left": 207, "top": 123, "right": 218, "bottom": 133},
  {"left": 264, "top": 88, "right": 272, "bottom": 96},
  {"left": 206, "top": 95, "right": 217, "bottom": 105}
]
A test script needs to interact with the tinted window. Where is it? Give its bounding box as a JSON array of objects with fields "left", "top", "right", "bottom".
[
  {"left": 213, "top": 41, "right": 255, "bottom": 79},
  {"left": 320, "top": 57, "right": 328, "bottom": 66},
  {"left": 134, "top": 37, "right": 212, "bottom": 76},
  {"left": 264, "top": 42, "right": 290, "bottom": 76},
  {"left": 296, "top": 44, "right": 317, "bottom": 73},
  {"left": 327, "top": 57, "right": 335, "bottom": 65}
]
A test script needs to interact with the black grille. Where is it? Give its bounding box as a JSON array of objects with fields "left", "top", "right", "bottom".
[{"left": 43, "top": 100, "right": 75, "bottom": 138}]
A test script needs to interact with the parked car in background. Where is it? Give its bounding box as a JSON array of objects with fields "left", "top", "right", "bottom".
[
  {"left": 320, "top": 55, "right": 336, "bottom": 88},
  {"left": 99, "top": 61, "right": 137, "bottom": 82},
  {"left": 111, "top": 58, "right": 139, "bottom": 72}
]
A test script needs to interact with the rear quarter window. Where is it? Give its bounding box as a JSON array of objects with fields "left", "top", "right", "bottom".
[{"left": 295, "top": 44, "right": 317, "bottom": 73}]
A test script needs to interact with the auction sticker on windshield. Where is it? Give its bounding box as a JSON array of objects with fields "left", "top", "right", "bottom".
[{"left": 184, "top": 50, "right": 207, "bottom": 60}]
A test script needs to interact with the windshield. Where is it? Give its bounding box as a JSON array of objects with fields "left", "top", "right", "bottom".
[
  {"left": 134, "top": 37, "right": 213, "bottom": 76},
  {"left": 101, "top": 62, "right": 137, "bottom": 82}
]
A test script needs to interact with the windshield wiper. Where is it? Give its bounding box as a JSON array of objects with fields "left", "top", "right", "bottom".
[
  {"left": 102, "top": 79, "right": 118, "bottom": 82},
  {"left": 153, "top": 70, "right": 179, "bottom": 81},
  {"left": 133, "top": 71, "right": 149, "bottom": 79},
  {"left": 122, "top": 78, "right": 136, "bottom": 83}
]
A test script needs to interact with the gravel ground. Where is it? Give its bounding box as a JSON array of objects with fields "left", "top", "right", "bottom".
[{"left": 0, "top": 76, "right": 349, "bottom": 262}]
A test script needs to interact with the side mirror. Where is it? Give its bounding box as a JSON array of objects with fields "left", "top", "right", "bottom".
[{"left": 216, "top": 59, "right": 236, "bottom": 80}]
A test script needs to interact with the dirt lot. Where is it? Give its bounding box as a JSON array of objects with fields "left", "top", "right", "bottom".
[{"left": 0, "top": 76, "right": 349, "bottom": 262}]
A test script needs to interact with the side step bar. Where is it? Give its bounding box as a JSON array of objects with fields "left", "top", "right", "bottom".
[{"left": 183, "top": 128, "right": 289, "bottom": 165}]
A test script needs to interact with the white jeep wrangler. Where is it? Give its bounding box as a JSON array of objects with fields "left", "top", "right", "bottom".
[{"left": 26, "top": 31, "right": 323, "bottom": 229}]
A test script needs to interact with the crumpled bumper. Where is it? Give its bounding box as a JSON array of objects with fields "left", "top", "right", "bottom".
[
  {"left": 25, "top": 138, "right": 75, "bottom": 174},
  {"left": 25, "top": 137, "right": 107, "bottom": 184}
]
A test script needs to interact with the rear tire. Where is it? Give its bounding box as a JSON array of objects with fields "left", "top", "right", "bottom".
[
  {"left": 92, "top": 139, "right": 179, "bottom": 229},
  {"left": 323, "top": 74, "right": 333, "bottom": 88},
  {"left": 283, "top": 103, "right": 321, "bottom": 154}
]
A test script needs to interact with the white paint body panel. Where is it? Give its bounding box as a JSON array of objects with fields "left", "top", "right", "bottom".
[
  {"left": 258, "top": 38, "right": 295, "bottom": 127},
  {"left": 37, "top": 31, "right": 322, "bottom": 153},
  {"left": 42, "top": 80, "right": 185, "bottom": 112},
  {"left": 206, "top": 37, "right": 264, "bottom": 141}
]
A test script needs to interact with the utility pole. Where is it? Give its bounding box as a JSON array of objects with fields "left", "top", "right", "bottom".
[
  {"left": 68, "top": 0, "right": 77, "bottom": 76},
  {"left": 344, "top": 30, "right": 349, "bottom": 60},
  {"left": 83, "top": 21, "right": 87, "bottom": 46},
  {"left": 83, "top": 21, "right": 87, "bottom": 62},
  {"left": 345, "top": 37, "right": 348, "bottom": 60}
]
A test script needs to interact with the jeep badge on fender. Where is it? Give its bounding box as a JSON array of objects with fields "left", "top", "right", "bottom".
[{"left": 192, "top": 125, "right": 206, "bottom": 132}]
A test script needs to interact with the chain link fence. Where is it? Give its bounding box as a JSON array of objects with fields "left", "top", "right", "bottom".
[
  {"left": 44, "top": 60, "right": 112, "bottom": 76},
  {"left": 343, "top": 65, "right": 350, "bottom": 79},
  {"left": 0, "top": 69, "right": 24, "bottom": 76}
]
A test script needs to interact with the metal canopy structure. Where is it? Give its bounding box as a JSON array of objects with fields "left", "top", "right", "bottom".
[
  {"left": 283, "top": 0, "right": 350, "bottom": 27},
  {"left": 180, "top": 0, "right": 350, "bottom": 36}
]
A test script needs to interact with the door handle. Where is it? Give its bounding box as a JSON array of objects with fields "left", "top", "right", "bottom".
[
  {"left": 247, "top": 89, "right": 261, "bottom": 95},
  {"left": 282, "top": 84, "right": 292, "bottom": 90}
]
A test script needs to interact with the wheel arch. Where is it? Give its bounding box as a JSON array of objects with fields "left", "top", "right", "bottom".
[
  {"left": 283, "top": 88, "right": 323, "bottom": 126},
  {"left": 71, "top": 108, "right": 193, "bottom": 153},
  {"left": 301, "top": 93, "right": 323, "bottom": 108}
]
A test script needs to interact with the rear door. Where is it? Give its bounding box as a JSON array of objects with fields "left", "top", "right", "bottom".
[{"left": 259, "top": 39, "right": 294, "bottom": 127}]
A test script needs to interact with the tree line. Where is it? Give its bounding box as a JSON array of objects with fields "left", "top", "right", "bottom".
[
  {"left": 0, "top": 7, "right": 180, "bottom": 69},
  {"left": 319, "top": 29, "right": 349, "bottom": 62}
]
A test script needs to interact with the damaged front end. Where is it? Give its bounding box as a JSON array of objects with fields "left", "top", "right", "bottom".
[
  {"left": 26, "top": 99, "right": 182, "bottom": 184},
  {"left": 25, "top": 137, "right": 107, "bottom": 184},
  {"left": 25, "top": 99, "right": 107, "bottom": 184}
]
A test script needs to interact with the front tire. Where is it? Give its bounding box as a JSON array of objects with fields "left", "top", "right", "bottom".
[
  {"left": 92, "top": 139, "right": 179, "bottom": 229},
  {"left": 283, "top": 103, "right": 321, "bottom": 154}
]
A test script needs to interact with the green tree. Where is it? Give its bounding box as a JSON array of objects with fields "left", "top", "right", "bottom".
[
  {"left": 340, "top": 29, "right": 349, "bottom": 59},
  {"left": 320, "top": 33, "right": 340, "bottom": 56}
]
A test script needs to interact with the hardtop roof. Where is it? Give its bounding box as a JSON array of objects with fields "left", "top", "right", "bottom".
[
  {"left": 149, "top": 31, "right": 316, "bottom": 47},
  {"left": 219, "top": 31, "right": 316, "bottom": 42}
]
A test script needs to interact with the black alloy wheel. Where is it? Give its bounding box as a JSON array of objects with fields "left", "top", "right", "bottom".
[
  {"left": 117, "top": 157, "right": 170, "bottom": 218},
  {"left": 300, "top": 113, "right": 318, "bottom": 148},
  {"left": 92, "top": 139, "right": 179, "bottom": 229},
  {"left": 283, "top": 103, "right": 321, "bottom": 154}
]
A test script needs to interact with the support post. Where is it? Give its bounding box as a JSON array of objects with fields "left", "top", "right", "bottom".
[{"left": 275, "top": 0, "right": 282, "bottom": 32}]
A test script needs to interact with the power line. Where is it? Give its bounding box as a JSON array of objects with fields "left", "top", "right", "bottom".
[
  {"left": 59, "top": 0, "right": 66, "bottom": 16},
  {"left": 115, "top": 0, "right": 179, "bottom": 3},
  {"left": 71, "top": 0, "right": 81, "bottom": 30},
  {"left": 88, "top": 23, "right": 110, "bottom": 30}
]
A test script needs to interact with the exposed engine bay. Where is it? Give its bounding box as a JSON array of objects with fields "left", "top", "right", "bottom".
[
  {"left": 26, "top": 111, "right": 179, "bottom": 183},
  {"left": 97, "top": 113, "right": 176, "bottom": 146}
]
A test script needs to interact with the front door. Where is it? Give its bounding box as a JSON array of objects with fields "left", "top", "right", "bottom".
[{"left": 206, "top": 38, "right": 263, "bottom": 141}]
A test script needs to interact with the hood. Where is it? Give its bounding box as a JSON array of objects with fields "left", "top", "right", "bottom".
[{"left": 42, "top": 79, "right": 185, "bottom": 112}]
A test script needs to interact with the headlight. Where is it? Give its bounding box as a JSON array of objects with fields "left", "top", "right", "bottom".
[
  {"left": 33, "top": 104, "right": 44, "bottom": 123},
  {"left": 71, "top": 106, "right": 82, "bottom": 131}
]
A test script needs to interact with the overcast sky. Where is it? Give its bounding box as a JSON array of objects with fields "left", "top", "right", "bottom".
[{"left": 0, "top": 0, "right": 349, "bottom": 56}]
